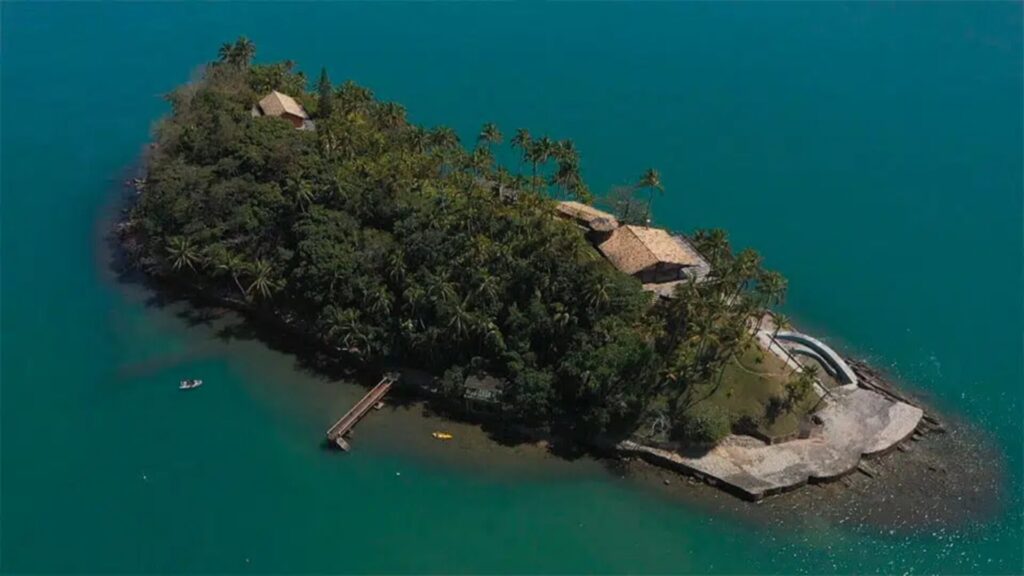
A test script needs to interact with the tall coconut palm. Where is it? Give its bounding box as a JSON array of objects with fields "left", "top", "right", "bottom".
[
  {"left": 478, "top": 123, "right": 502, "bottom": 147},
  {"left": 729, "top": 248, "right": 762, "bottom": 302},
  {"left": 636, "top": 168, "right": 664, "bottom": 223},
  {"left": 219, "top": 37, "right": 255, "bottom": 68},
  {"left": 234, "top": 37, "right": 256, "bottom": 67},
  {"left": 771, "top": 313, "right": 790, "bottom": 341},
  {"left": 550, "top": 139, "right": 585, "bottom": 200},
  {"left": 469, "top": 146, "right": 494, "bottom": 175},
  {"left": 445, "top": 298, "right": 474, "bottom": 341},
  {"left": 703, "top": 228, "right": 730, "bottom": 268},
  {"left": 527, "top": 136, "right": 555, "bottom": 193},
  {"left": 511, "top": 128, "right": 532, "bottom": 174},
  {"left": 218, "top": 42, "right": 234, "bottom": 64},
  {"left": 754, "top": 270, "right": 787, "bottom": 332},
  {"left": 166, "top": 236, "right": 200, "bottom": 272},
  {"left": 511, "top": 128, "right": 532, "bottom": 154}
]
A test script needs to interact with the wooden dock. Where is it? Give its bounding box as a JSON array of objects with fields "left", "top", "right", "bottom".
[{"left": 326, "top": 374, "right": 396, "bottom": 451}]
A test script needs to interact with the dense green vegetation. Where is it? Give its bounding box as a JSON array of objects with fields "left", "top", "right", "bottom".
[{"left": 127, "top": 38, "right": 808, "bottom": 444}]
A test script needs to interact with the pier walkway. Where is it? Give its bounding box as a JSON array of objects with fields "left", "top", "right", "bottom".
[{"left": 326, "top": 374, "right": 396, "bottom": 451}]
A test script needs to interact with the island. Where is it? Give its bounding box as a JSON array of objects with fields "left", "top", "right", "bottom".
[{"left": 119, "top": 38, "right": 932, "bottom": 500}]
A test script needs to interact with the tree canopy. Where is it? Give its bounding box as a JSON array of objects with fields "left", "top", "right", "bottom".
[{"left": 129, "top": 39, "right": 796, "bottom": 444}]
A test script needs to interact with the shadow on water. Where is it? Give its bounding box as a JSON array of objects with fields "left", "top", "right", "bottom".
[{"left": 98, "top": 183, "right": 1013, "bottom": 536}]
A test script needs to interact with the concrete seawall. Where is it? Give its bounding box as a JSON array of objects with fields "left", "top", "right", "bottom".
[{"left": 617, "top": 386, "right": 923, "bottom": 501}]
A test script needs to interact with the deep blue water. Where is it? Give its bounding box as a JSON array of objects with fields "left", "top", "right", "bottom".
[{"left": 2, "top": 2, "right": 1021, "bottom": 573}]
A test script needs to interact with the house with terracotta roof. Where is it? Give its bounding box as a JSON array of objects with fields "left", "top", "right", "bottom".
[
  {"left": 555, "top": 201, "right": 619, "bottom": 234},
  {"left": 555, "top": 200, "right": 621, "bottom": 244},
  {"left": 251, "top": 90, "right": 311, "bottom": 129},
  {"left": 598, "top": 225, "right": 709, "bottom": 285}
]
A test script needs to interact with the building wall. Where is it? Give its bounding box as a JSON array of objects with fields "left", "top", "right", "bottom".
[
  {"left": 282, "top": 113, "right": 305, "bottom": 128},
  {"left": 637, "top": 263, "right": 685, "bottom": 284}
]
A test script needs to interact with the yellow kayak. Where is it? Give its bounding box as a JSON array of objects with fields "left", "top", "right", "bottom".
[{"left": 431, "top": 432, "right": 454, "bottom": 440}]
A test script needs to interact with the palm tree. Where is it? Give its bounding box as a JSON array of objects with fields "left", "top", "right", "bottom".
[
  {"left": 445, "top": 298, "right": 474, "bottom": 341},
  {"left": 478, "top": 123, "right": 502, "bottom": 147},
  {"left": 402, "top": 284, "right": 426, "bottom": 316},
  {"left": 166, "top": 236, "right": 200, "bottom": 272},
  {"left": 218, "top": 42, "right": 235, "bottom": 64},
  {"left": 365, "top": 285, "right": 393, "bottom": 317},
  {"left": 429, "top": 127, "right": 460, "bottom": 151},
  {"left": 546, "top": 140, "right": 579, "bottom": 199},
  {"left": 469, "top": 146, "right": 494, "bottom": 175},
  {"left": 234, "top": 37, "right": 256, "bottom": 67},
  {"left": 407, "top": 127, "right": 430, "bottom": 154},
  {"left": 325, "top": 307, "right": 365, "bottom": 352},
  {"left": 288, "top": 179, "right": 315, "bottom": 213},
  {"left": 703, "top": 228, "right": 730, "bottom": 268},
  {"left": 523, "top": 136, "right": 554, "bottom": 194},
  {"left": 636, "top": 168, "right": 664, "bottom": 223},
  {"left": 511, "top": 128, "right": 532, "bottom": 174},
  {"left": 219, "top": 37, "right": 256, "bottom": 68},
  {"left": 246, "top": 259, "right": 277, "bottom": 300},
  {"left": 378, "top": 102, "right": 407, "bottom": 129},
  {"left": 554, "top": 139, "right": 578, "bottom": 164},
  {"left": 754, "top": 270, "right": 787, "bottom": 332},
  {"left": 551, "top": 157, "right": 584, "bottom": 201},
  {"left": 729, "top": 248, "right": 763, "bottom": 302},
  {"left": 426, "top": 273, "right": 457, "bottom": 305},
  {"left": 215, "top": 251, "right": 248, "bottom": 299},
  {"left": 771, "top": 313, "right": 790, "bottom": 341},
  {"left": 386, "top": 250, "right": 406, "bottom": 285},
  {"left": 585, "top": 278, "right": 612, "bottom": 311}
]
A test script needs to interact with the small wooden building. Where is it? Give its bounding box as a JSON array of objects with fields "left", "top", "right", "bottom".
[
  {"left": 252, "top": 90, "right": 310, "bottom": 129},
  {"left": 462, "top": 373, "right": 503, "bottom": 414},
  {"left": 598, "top": 225, "right": 706, "bottom": 284}
]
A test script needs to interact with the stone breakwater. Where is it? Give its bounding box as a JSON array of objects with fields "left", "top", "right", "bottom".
[
  {"left": 613, "top": 317, "right": 927, "bottom": 501},
  {"left": 617, "top": 385, "right": 923, "bottom": 500}
]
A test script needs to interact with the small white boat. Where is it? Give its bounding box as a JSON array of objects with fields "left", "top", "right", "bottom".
[{"left": 179, "top": 379, "right": 203, "bottom": 390}]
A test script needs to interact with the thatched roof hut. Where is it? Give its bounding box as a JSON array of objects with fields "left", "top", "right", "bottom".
[
  {"left": 252, "top": 90, "right": 310, "bottom": 128},
  {"left": 555, "top": 201, "right": 619, "bottom": 233},
  {"left": 598, "top": 225, "right": 707, "bottom": 283}
]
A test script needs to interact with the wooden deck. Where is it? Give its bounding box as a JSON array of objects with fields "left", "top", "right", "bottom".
[{"left": 326, "top": 374, "right": 396, "bottom": 451}]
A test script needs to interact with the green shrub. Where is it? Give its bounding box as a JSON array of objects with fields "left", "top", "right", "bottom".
[
  {"left": 439, "top": 365, "right": 466, "bottom": 400},
  {"left": 676, "top": 403, "right": 732, "bottom": 445}
]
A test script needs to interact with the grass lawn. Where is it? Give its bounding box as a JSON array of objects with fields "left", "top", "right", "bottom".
[{"left": 699, "top": 342, "right": 821, "bottom": 438}]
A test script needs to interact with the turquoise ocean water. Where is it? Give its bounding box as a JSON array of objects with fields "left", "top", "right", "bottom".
[{"left": 2, "top": 3, "right": 1021, "bottom": 573}]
